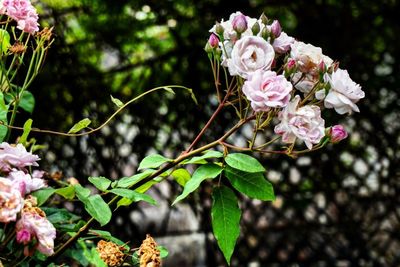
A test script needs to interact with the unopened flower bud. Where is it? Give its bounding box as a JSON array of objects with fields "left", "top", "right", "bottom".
[
  {"left": 328, "top": 61, "right": 339, "bottom": 73},
  {"left": 284, "top": 59, "right": 297, "bottom": 77},
  {"left": 208, "top": 33, "right": 219, "bottom": 48},
  {"left": 251, "top": 22, "right": 260, "bottom": 35},
  {"left": 318, "top": 60, "right": 327, "bottom": 74},
  {"left": 270, "top": 20, "right": 282, "bottom": 38},
  {"left": 232, "top": 13, "right": 248, "bottom": 34},
  {"left": 329, "top": 125, "right": 348, "bottom": 143},
  {"left": 260, "top": 13, "right": 269, "bottom": 25},
  {"left": 261, "top": 26, "right": 270, "bottom": 40},
  {"left": 215, "top": 22, "right": 224, "bottom": 36}
]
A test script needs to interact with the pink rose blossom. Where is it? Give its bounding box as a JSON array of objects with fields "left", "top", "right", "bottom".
[
  {"left": 16, "top": 211, "right": 56, "bottom": 256},
  {"left": 0, "top": 142, "right": 40, "bottom": 173},
  {"left": 329, "top": 125, "right": 348, "bottom": 143},
  {"left": 316, "top": 68, "right": 364, "bottom": 114},
  {"left": 0, "top": 177, "right": 24, "bottom": 223},
  {"left": 243, "top": 70, "right": 292, "bottom": 112},
  {"left": 8, "top": 170, "right": 47, "bottom": 196},
  {"left": 274, "top": 95, "right": 325, "bottom": 149},
  {"left": 2, "top": 0, "right": 39, "bottom": 34},
  {"left": 272, "top": 32, "right": 294, "bottom": 54},
  {"left": 227, "top": 36, "right": 275, "bottom": 79}
]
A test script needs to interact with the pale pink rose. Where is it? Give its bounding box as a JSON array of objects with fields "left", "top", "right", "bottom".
[
  {"left": 243, "top": 70, "right": 292, "bottom": 112},
  {"left": 316, "top": 68, "right": 364, "bottom": 114},
  {"left": 291, "top": 71, "right": 319, "bottom": 94},
  {"left": 274, "top": 95, "right": 325, "bottom": 149},
  {"left": 16, "top": 9, "right": 38, "bottom": 34},
  {"left": 272, "top": 32, "right": 294, "bottom": 54},
  {"left": 0, "top": 177, "right": 24, "bottom": 223},
  {"left": 16, "top": 211, "right": 56, "bottom": 256},
  {"left": 329, "top": 125, "right": 348, "bottom": 143},
  {"left": 8, "top": 170, "right": 46, "bottom": 196},
  {"left": 290, "top": 41, "right": 333, "bottom": 74},
  {"left": 227, "top": 36, "right": 275, "bottom": 79},
  {"left": 2, "top": 0, "right": 39, "bottom": 34},
  {"left": 0, "top": 142, "right": 40, "bottom": 172}
]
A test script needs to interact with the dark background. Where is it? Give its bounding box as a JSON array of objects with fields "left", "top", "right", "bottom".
[{"left": 16, "top": 0, "right": 400, "bottom": 266}]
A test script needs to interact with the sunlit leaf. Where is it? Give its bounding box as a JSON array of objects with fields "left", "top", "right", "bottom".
[{"left": 68, "top": 118, "right": 91, "bottom": 134}]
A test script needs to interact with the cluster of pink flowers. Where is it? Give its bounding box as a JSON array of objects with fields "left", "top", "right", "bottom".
[
  {"left": 0, "top": 142, "right": 56, "bottom": 256},
  {"left": 0, "top": 0, "right": 39, "bottom": 34},
  {"left": 209, "top": 12, "right": 364, "bottom": 148}
]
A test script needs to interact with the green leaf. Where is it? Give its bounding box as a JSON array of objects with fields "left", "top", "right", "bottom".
[
  {"left": 135, "top": 178, "right": 161, "bottom": 193},
  {"left": 68, "top": 118, "right": 91, "bottom": 134},
  {"left": 138, "top": 154, "right": 171, "bottom": 170},
  {"left": 187, "top": 88, "right": 198, "bottom": 105},
  {"left": 31, "top": 188, "right": 56, "bottom": 206},
  {"left": 19, "top": 119, "right": 33, "bottom": 145},
  {"left": 112, "top": 169, "right": 154, "bottom": 188},
  {"left": 0, "top": 92, "right": 9, "bottom": 142},
  {"left": 55, "top": 186, "right": 76, "bottom": 200},
  {"left": 171, "top": 168, "right": 191, "bottom": 186},
  {"left": 182, "top": 150, "right": 223, "bottom": 165},
  {"left": 74, "top": 184, "right": 91, "bottom": 201},
  {"left": 42, "top": 207, "right": 80, "bottom": 225},
  {"left": 0, "top": 29, "right": 10, "bottom": 53},
  {"left": 157, "top": 246, "right": 169, "bottom": 258},
  {"left": 88, "top": 176, "right": 111, "bottom": 192},
  {"left": 224, "top": 166, "right": 275, "bottom": 201},
  {"left": 19, "top": 91, "right": 35, "bottom": 113},
  {"left": 116, "top": 197, "right": 133, "bottom": 208},
  {"left": 172, "top": 163, "right": 222, "bottom": 205},
  {"left": 109, "top": 188, "right": 157, "bottom": 205},
  {"left": 225, "top": 153, "right": 265, "bottom": 173},
  {"left": 110, "top": 95, "right": 124, "bottom": 108},
  {"left": 84, "top": 194, "right": 112, "bottom": 226},
  {"left": 212, "top": 186, "right": 241, "bottom": 264}
]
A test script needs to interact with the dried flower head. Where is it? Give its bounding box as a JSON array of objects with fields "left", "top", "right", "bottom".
[
  {"left": 96, "top": 240, "right": 125, "bottom": 267},
  {"left": 9, "top": 42, "right": 26, "bottom": 54},
  {"left": 138, "top": 234, "right": 161, "bottom": 267},
  {"left": 37, "top": 27, "right": 53, "bottom": 41}
]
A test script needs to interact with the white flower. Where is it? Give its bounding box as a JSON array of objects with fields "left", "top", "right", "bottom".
[
  {"left": 272, "top": 32, "right": 294, "bottom": 54},
  {"left": 290, "top": 41, "right": 333, "bottom": 74},
  {"left": 316, "top": 68, "right": 364, "bottom": 114},
  {"left": 227, "top": 36, "right": 275, "bottom": 79},
  {"left": 274, "top": 96, "right": 325, "bottom": 149},
  {"left": 0, "top": 142, "right": 40, "bottom": 172}
]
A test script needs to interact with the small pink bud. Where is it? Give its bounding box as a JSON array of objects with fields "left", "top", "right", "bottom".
[
  {"left": 208, "top": 33, "right": 219, "bottom": 48},
  {"left": 287, "top": 59, "right": 296, "bottom": 70},
  {"left": 270, "top": 20, "right": 282, "bottom": 38},
  {"left": 318, "top": 60, "right": 327, "bottom": 74},
  {"left": 232, "top": 13, "right": 248, "bottom": 34},
  {"left": 16, "top": 229, "right": 32, "bottom": 244},
  {"left": 329, "top": 125, "right": 348, "bottom": 143}
]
